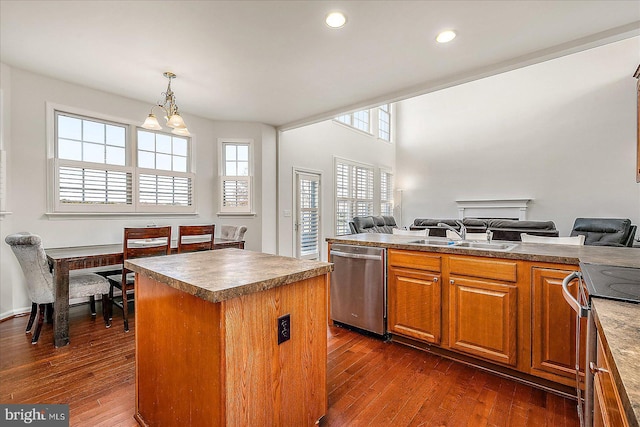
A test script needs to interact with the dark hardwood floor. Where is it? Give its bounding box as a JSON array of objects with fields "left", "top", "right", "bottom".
[{"left": 0, "top": 303, "right": 579, "bottom": 426}]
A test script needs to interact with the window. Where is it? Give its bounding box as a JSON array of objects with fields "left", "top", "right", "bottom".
[
  {"left": 336, "top": 109, "right": 370, "bottom": 133},
  {"left": 335, "top": 105, "right": 392, "bottom": 140},
  {"left": 335, "top": 158, "right": 374, "bottom": 235},
  {"left": 51, "top": 108, "right": 194, "bottom": 213},
  {"left": 219, "top": 139, "right": 253, "bottom": 214},
  {"left": 380, "top": 169, "right": 394, "bottom": 216},
  {"left": 378, "top": 104, "right": 391, "bottom": 141},
  {"left": 137, "top": 130, "right": 193, "bottom": 208}
]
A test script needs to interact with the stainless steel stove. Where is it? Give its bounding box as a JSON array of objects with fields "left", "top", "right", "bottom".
[{"left": 562, "top": 262, "right": 640, "bottom": 426}]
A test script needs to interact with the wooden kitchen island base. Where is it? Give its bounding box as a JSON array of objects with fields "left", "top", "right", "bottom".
[{"left": 131, "top": 252, "right": 329, "bottom": 427}]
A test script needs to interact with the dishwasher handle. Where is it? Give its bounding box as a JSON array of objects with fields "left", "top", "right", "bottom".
[
  {"left": 330, "top": 250, "right": 384, "bottom": 261},
  {"left": 562, "top": 271, "right": 588, "bottom": 318}
]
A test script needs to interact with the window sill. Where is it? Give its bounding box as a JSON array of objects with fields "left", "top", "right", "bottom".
[
  {"left": 216, "top": 212, "right": 257, "bottom": 217},
  {"left": 45, "top": 212, "right": 199, "bottom": 220}
]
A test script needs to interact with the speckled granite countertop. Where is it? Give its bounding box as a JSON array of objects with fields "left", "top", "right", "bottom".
[
  {"left": 592, "top": 298, "right": 640, "bottom": 427},
  {"left": 326, "top": 233, "right": 640, "bottom": 267},
  {"left": 125, "top": 248, "right": 333, "bottom": 304}
]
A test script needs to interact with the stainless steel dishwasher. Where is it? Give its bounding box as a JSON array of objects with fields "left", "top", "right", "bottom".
[{"left": 329, "top": 244, "right": 386, "bottom": 336}]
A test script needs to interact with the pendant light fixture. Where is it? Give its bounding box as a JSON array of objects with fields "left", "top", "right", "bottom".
[{"left": 141, "top": 72, "right": 190, "bottom": 136}]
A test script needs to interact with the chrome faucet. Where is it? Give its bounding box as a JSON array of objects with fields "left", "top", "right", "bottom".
[{"left": 437, "top": 220, "right": 466, "bottom": 240}]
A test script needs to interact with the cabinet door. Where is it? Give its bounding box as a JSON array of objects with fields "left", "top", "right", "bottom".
[
  {"left": 449, "top": 276, "right": 517, "bottom": 366},
  {"left": 531, "top": 267, "right": 584, "bottom": 380},
  {"left": 592, "top": 332, "right": 630, "bottom": 427},
  {"left": 388, "top": 266, "right": 441, "bottom": 344},
  {"left": 594, "top": 373, "right": 607, "bottom": 427}
]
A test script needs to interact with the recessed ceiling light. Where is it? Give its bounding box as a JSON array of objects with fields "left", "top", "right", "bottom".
[
  {"left": 326, "top": 12, "right": 347, "bottom": 28},
  {"left": 436, "top": 30, "right": 457, "bottom": 43}
]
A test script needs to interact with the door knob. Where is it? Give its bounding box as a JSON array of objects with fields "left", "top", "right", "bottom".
[{"left": 450, "top": 279, "right": 455, "bottom": 285}]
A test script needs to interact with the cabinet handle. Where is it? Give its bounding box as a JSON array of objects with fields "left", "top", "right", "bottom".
[
  {"left": 589, "top": 362, "right": 608, "bottom": 375},
  {"left": 450, "top": 279, "right": 455, "bottom": 285},
  {"left": 433, "top": 277, "right": 439, "bottom": 283}
]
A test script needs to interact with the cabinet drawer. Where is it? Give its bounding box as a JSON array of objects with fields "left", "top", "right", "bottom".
[
  {"left": 388, "top": 249, "right": 441, "bottom": 272},
  {"left": 449, "top": 256, "right": 517, "bottom": 283}
]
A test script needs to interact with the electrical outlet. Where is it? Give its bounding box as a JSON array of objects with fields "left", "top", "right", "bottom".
[{"left": 278, "top": 314, "right": 290, "bottom": 344}]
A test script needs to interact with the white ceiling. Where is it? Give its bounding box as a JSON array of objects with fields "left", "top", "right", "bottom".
[{"left": 1, "top": 1, "right": 639, "bottom": 129}]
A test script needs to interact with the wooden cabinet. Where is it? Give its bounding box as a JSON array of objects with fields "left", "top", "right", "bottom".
[
  {"left": 531, "top": 266, "right": 584, "bottom": 386},
  {"left": 388, "top": 251, "right": 524, "bottom": 368},
  {"left": 386, "top": 248, "right": 594, "bottom": 390},
  {"left": 448, "top": 256, "right": 518, "bottom": 366},
  {"left": 593, "top": 329, "right": 630, "bottom": 427},
  {"left": 388, "top": 266, "right": 441, "bottom": 344},
  {"left": 135, "top": 273, "right": 328, "bottom": 426},
  {"left": 388, "top": 250, "right": 442, "bottom": 344}
]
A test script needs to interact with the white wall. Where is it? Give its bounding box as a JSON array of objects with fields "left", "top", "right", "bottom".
[
  {"left": 395, "top": 37, "right": 640, "bottom": 237},
  {"left": 278, "top": 120, "right": 396, "bottom": 260},
  {"left": 0, "top": 65, "right": 276, "bottom": 318},
  {"left": 0, "top": 63, "right": 16, "bottom": 317}
]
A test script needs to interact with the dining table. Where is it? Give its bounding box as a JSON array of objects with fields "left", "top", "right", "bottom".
[{"left": 44, "top": 238, "right": 245, "bottom": 347}]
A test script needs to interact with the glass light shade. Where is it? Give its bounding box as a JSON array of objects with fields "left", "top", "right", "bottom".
[
  {"left": 141, "top": 114, "right": 163, "bottom": 130},
  {"left": 166, "top": 113, "right": 187, "bottom": 129},
  {"left": 171, "top": 127, "right": 191, "bottom": 136}
]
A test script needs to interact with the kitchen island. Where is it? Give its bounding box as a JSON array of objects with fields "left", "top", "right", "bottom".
[
  {"left": 125, "top": 248, "right": 333, "bottom": 427},
  {"left": 327, "top": 233, "right": 639, "bottom": 426}
]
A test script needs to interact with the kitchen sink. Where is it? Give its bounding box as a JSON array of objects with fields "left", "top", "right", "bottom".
[
  {"left": 455, "top": 241, "right": 517, "bottom": 251},
  {"left": 406, "top": 239, "right": 517, "bottom": 251},
  {"left": 408, "top": 239, "right": 457, "bottom": 247}
]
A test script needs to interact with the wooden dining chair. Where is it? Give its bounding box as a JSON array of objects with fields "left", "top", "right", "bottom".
[
  {"left": 107, "top": 226, "right": 171, "bottom": 332},
  {"left": 177, "top": 224, "right": 215, "bottom": 253}
]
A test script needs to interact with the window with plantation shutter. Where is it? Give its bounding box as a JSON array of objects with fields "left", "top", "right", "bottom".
[
  {"left": 138, "top": 173, "right": 192, "bottom": 206},
  {"left": 58, "top": 164, "right": 131, "bottom": 205},
  {"left": 136, "top": 130, "right": 194, "bottom": 211},
  {"left": 335, "top": 158, "right": 374, "bottom": 235},
  {"left": 51, "top": 108, "right": 194, "bottom": 213},
  {"left": 219, "top": 140, "right": 253, "bottom": 214},
  {"left": 380, "top": 169, "right": 394, "bottom": 216},
  {"left": 296, "top": 172, "right": 320, "bottom": 260},
  {"left": 221, "top": 177, "right": 250, "bottom": 209}
]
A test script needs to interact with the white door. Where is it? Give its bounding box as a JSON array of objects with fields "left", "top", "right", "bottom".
[{"left": 295, "top": 171, "right": 321, "bottom": 260}]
